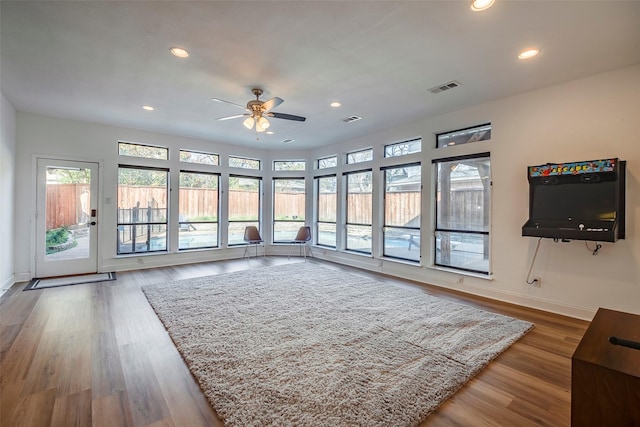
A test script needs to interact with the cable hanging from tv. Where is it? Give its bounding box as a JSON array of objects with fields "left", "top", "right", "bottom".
[
  {"left": 525, "top": 237, "right": 542, "bottom": 286},
  {"left": 585, "top": 241, "right": 602, "bottom": 256}
]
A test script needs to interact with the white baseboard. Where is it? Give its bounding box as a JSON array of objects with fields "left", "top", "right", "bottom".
[
  {"left": 12, "top": 246, "right": 595, "bottom": 320},
  {"left": 101, "top": 248, "right": 245, "bottom": 273},
  {"left": 311, "top": 251, "right": 596, "bottom": 321},
  {"left": 433, "top": 277, "right": 596, "bottom": 321},
  {"left": 1, "top": 274, "right": 16, "bottom": 296},
  {"left": 14, "top": 272, "right": 31, "bottom": 283}
]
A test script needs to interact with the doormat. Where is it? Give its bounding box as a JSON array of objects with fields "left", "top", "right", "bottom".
[{"left": 23, "top": 272, "right": 116, "bottom": 290}]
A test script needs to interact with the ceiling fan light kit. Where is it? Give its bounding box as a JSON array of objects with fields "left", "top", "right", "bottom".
[
  {"left": 243, "top": 116, "right": 255, "bottom": 129},
  {"left": 215, "top": 87, "right": 306, "bottom": 136},
  {"left": 257, "top": 116, "right": 270, "bottom": 130}
]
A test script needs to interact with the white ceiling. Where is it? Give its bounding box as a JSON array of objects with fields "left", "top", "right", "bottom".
[{"left": 2, "top": 1, "right": 640, "bottom": 150}]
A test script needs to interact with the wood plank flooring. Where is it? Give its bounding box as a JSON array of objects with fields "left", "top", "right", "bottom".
[{"left": 0, "top": 257, "right": 589, "bottom": 426}]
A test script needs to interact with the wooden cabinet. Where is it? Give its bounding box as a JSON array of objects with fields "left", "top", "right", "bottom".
[{"left": 572, "top": 308, "right": 640, "bottom": 426}]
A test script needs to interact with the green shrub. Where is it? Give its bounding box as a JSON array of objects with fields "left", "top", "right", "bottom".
[{"left": 46, "top": 226, "right": 70, "bottom": 247}]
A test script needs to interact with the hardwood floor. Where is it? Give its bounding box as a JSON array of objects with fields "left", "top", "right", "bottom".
[{"left": 0, "top": 257, "right": 588, "bottom": 426}]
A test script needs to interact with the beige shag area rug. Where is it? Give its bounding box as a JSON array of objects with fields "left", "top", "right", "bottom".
[{"left": 142, "top": 263, "right": 533, "bottom": 427}]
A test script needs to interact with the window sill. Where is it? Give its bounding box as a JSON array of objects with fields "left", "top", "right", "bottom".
[
  {"left": 380, "top": 256, "right": 420, "bottom": 267},
  {"left": 115, "top": 251, "right": 169, "bottom": 258},
  {"left": 428, "top": 264, "right": 493, "bottom": 280},
  {"left": 344, "top": 249, "right": 373, "bottom": 258},
  {"left": 178, "top": 246, "right": 220, "bottom": 252}
]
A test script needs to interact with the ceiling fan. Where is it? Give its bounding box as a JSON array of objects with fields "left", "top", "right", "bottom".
[{"left": 213, "top": 88, "right": 306, "bottom": 133}]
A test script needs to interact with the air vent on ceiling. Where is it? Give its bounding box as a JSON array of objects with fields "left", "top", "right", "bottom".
[
  {"left": 281, "top": 138, "right": 295, "bottom": 144},
  {"left": 341, "top": 115, "right": 362, "bottom": 123},
  {"left": 428, "top": 80, "right": 462, "bottom": 94}
]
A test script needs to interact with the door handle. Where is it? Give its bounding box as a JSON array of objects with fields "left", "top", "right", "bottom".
[{"left": 90, "top": 221, "right": 97, "bottom": 226}]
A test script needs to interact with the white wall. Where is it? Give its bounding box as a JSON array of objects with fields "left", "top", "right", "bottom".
[
  {"left": 1, "top": 92, "right": 16, "bottom": 293},
  {"left": 13, "top": 116, "right": 307, "bottom": 279},
  {"left": 13, "top": 64, "right": 640, "bottom": 319},
  {"left": 312, "top": 64, "right": 640, "bottom": 319}
]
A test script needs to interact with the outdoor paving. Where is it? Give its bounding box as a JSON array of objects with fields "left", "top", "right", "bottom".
[{"left": 46, "top": 235, "right": 90, "bottom": 261}]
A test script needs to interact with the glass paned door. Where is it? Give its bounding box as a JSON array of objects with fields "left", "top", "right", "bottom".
[{"left": 36, "top": 159, "right": 99, "bottom": 277}]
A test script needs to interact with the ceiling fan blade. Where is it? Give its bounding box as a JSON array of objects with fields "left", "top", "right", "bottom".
[
  {"left": 268, "top": 112, "right": 306, "bottom": 122},
  {"left": 262, "top": 97, "right": 284, "bottom": 112},
  {"left": 211, "top": 98, "right": 247, "bottom": 110},
  {"left": 216, "top": 114, "right": 248, "bottom": 121}
]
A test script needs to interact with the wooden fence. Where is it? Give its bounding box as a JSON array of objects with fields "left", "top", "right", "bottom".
[
  {"left": 227, "top": 190, "right": 259, "bottom": 220},
  {"left": 384, "top": 193, "right": 421, "bottom": 226},
  {"left": 47, "top": 184, "right": 482, "bottom": 230},
  {"left": 440, "top": 190, "right": 485, "bottom": 229},
  {"left": 46, "top": 185, "right": 301, "bottom": 228},
  {"left": 46, "top": 184, "right": 90, "bottom": 230}
]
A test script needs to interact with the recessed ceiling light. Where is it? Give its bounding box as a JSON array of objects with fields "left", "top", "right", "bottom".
[
  {"left": 518, "top": 48, "right": 541, "bottom": 60},
  {"left": 170, "top": 47, "right": 189, "bottom": 58},
  {"left": 330, "top": 101, "right": 342, "bottom": 108},
  {"left": 471, "top": 0, "right": 495, "bottom": 12},
  {"left": 142, "top": 105, "right": 155, "bottom": 111},
  {"left": 266, "top": 131, "right": 274, "bottom": 135}
]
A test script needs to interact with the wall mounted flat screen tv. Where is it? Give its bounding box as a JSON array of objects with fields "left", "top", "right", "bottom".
[{"left": 522, "top": 158, "right": 625, "bottom": 242}]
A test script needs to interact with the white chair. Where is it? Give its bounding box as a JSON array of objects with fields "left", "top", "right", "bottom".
[
  {"left": 243, "top": 226, "right": 265, "bottom": 258},
  {"left": 288, "top": 226, "right": 313, "bottom": 260}
]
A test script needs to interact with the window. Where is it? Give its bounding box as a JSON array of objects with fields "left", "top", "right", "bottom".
[
  {"left": 345, "top": 170, "right": 372, "bottom": 254},
  {"left": 228, "top": 175, "right": 261, "bottom": 245},
  {"left": 433, "top": 153, "right": 491, "bottom": 274},
  {"left": 273, "top": 178, "right": 306, "bottom": 242},
  {"left": 229, "top": 156, "right": 260, "bottom": 170},
  {"left": 274, "top": 160, "right": 306, "bottom": 171},
  {"left": 317, "top": 155, "right": 337, "bottom": 169},
  {"left": 436, "top": 123, "right": 491, "bottom": 148},
  {"left": 179, "top": 172, "right": 219, "bottom": 250},
  {"left": 383, "top": 164, "right": 421, "bottom": 262},
  {"left": 384, "top": 138, "right": 422, "bottom": 158},
  {"left": 315, "top": 175, "right": 337, "bottom": 248},
  {"left": 118, "top": 142, "right": 168, "bottom": 160},
  {"left": 346, "top": 148, "right": 373, "bottom": 164},
  {"left": 179, "top": 150, "right": 219, "bottom": 166},
  {"left": 117, "top": 166, "right": 168, "bottom": 254}
]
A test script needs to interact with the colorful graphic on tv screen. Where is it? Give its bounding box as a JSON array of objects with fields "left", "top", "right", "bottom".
[{"left": 528, "top": 159, "right": 616, "bottom": 178}]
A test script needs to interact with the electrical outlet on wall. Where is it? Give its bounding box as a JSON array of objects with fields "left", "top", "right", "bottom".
[
  {"left": 456, "top": 276, "right": 464, "bottom": 285},
  {"left": 533, "top": 277, "right": 541, "bottom": 287}
]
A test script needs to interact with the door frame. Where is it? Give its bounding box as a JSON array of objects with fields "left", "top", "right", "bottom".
[{"left": 33, "top": 156, "right": 102, "bottom": 278}]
